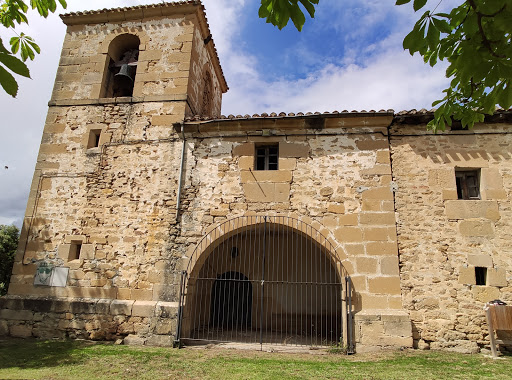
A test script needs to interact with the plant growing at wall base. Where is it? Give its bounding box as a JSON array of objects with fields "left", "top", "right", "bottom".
[{"left": 0, "top": 224, "right": 19, "bottom": 295}]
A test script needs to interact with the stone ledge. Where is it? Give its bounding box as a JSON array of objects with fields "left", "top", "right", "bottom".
[
  {"left": 354, "top": 309, "right": 411, "bottom": 321},
  {"left": 48, "top": 94, "right": 187, "bottom": 107},
  {"left": 110, "top": 300, "right": 134, "bottom": 315},
  {"left": 132, "top": 301, "right": 158, "bottom": 317}
]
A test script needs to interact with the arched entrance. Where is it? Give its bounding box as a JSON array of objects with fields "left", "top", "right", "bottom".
[{"left": 177, "top": 216, "right": 352, "bottom": 348}]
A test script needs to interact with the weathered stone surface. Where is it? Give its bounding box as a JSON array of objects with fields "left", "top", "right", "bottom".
[
  {"left": 458, "top": 266, "right": 476, "bottom": 285},
  {"left": 472, "top": 286, "right": 500, "bottom": 302},
  {"left": 467, "top": 254, "right": 493, "bottom": 268},
  {"left": 0, "top": 320, "right": 8, "bottom": 336},
  {"left": 459, "top": 220, "right": 494, "bottom": 237},
  {"left": 368, "top": 277, "right": 401, "bottom": 295},
  {"left": 445, "top": 200, "right": 500, "bottom": 221},
  {"left": 132, "top": 301, "right": 157, "bottom": 317},
  {"left": 124, "top": 334, "right": 146, "bottom": 346},
  {"left": 487, "top": 268, "right": 507, "bottom": 287},
  {"left": 146, "top": 335, "right": 174, "bottom": 347},
  {"left": 110, "top": 300, "right": 134, "bottom": 316}
]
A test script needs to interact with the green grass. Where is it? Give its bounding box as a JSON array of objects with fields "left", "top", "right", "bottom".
[{"left": 1, "top": 338, "right": 511, "bottom": 379}]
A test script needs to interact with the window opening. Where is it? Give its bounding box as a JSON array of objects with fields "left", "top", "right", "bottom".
[
  {"left": 69, "top": 241, "right": 82, "bottom": 261},
  {"left": 255, "top": 145, "right": 278, "bottom": 170},
  {"left": 87, "top": 129, "right": 102, "bottom": 149},
  {"left": 475, "top": 267, "right": 487, "bottom": 286},
  {"left": 455, "top": 169, "right": 480, "bottom": 200}
]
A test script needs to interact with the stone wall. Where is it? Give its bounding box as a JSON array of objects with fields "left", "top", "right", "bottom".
[
  {"left": 5, "top": 111, "right": 413, "bottom": 350},
  {"left": 391, "top": 122, "right": 512, "bottom": 353},
  {"left": 0, "top": 295, "right": 178, "bottom": 345},
  {"left": 9, "top": 100, "right": 185, "bottom": 302},
  {"left": 178, "top": 116, "right": 405, "bottom": 317}
]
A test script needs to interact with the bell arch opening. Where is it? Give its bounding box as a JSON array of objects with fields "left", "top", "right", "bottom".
[
  {"left": 101, "top": 33, "right": 140, "bottom": 98},
  {"left": 178, "top": 216, "right": 351, "bottom": 348}
]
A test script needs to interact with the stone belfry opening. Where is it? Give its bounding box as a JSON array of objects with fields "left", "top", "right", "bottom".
[{"left": 101, "top": 34, "right": 140, "bottom": 98}]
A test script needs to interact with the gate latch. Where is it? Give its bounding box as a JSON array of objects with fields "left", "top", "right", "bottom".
[{"left": 261, "top": 280, "right": 264, "bottom": 286}]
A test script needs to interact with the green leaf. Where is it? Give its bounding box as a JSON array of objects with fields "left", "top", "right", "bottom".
[
  {"left": 0, "top": 52, "right": 30, "bottom": 77},
  {"left": 403, "top": 22, "right": 427, "bottom": 55},
  {"left": 259, "top": 0, "right": 317, "bottom": 31},
  {"left": 289, "top": 3, "right": 306, "bottom": 31},
  {"left": 10, "top": 36, "right": 21, "bottom": 54},
  {"left": 0, "top": 65, "right": 19, "bottom": 97},
  {"left": 426, "top": 20, "right": 440, "bottom": 50},
  {"left": 258, "top": 3, "right": 271, "bottom": 18},
  {"left": 498, "top": 83, "right": 512, "bottom": 109},
  {"left": 395, "top": 0, "right": 411, "bottom": 5},
  {"left": 413, "top": 0, "right": 427, "bottom": 12},
  {"left": 9, "top": 33, "right": 40, "bottom": 61},
  {"left": 0, "top": 39, "right": 10, "bottom": 55},
  {"left": 432, "top": 17, "right": 451, "bottom": 34},
  {"left": 299, "top": 0, "right": 315, "bottom": 18}
]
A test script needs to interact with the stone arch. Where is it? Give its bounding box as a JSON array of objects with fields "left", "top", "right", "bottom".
[
  {"left": 180, "top": 215, "right": 352, "bottom": 346},
  {"left": 100, "top": 33, "right": 140, "bottom": 98},
  {"left": 185, "top": 215, "right": 349, "bottom": 281}
]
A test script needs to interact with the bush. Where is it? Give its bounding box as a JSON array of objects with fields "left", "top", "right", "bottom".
[{"left": 0, "top": 224, "right": 19, "bottom": 295}]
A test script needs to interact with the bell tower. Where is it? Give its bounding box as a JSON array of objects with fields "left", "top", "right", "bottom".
[{"left": 3, "top": 1, "right": 227, "bottom": 342}]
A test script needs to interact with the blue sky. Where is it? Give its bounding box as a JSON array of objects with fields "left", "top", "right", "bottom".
[{"left": 0, "top": 0, "right": 460, "bottom": 226}]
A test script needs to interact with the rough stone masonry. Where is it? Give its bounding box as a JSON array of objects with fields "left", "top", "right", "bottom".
[{"left": 0, "top": 1, "right": 511, "bottom": 354}]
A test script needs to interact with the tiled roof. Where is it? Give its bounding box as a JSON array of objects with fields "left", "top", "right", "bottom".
[
  {"left": 185, "top": 108, "right": 512, "bottom": 123},
  {"left": 61, "top": 1, "right": 200, "bottom": 20},
  {"left": 60, "top": 1, "right": 227, "bottom": 91},
  {"left": 185, "top": 109, "right": 395, "bottom": 122}
]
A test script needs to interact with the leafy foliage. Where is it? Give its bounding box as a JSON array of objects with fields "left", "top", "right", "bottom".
[
  {"left": 0, "top": 224, "right": 19, "bottom": 295},
  {"left": 0, "top": 0, "right": 67, "bottom": 97},
  {"left": 258, "top": 0, "right": 319, "bottom": 31},
  {"left": 260, "top": 0, "right": 512, "bottom": 131},
  {"left": 399, "top": 0, "right": 512, "bottom": 131}
]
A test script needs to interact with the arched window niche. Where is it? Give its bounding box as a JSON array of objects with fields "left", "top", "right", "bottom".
[
  {"left": 201, "top": 69, "right": 213, "bottom": 117},
  {"left": 100, "top": 34, "right": 140, "bottom": 98}
]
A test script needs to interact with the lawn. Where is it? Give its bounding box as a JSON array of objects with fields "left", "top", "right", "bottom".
[{"left": 0, "top": 338, "right": 511, "bottom": 379}]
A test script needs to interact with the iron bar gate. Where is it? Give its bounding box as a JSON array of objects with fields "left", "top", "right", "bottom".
[{"left": 177, "top": 216, "right": 352, "bottom": 349}]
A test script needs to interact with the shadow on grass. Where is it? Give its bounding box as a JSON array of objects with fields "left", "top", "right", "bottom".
[{"left": 0, "top": 337, "right": 94, "bottom": 369}]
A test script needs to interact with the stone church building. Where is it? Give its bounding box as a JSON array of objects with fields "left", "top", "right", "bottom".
[{"left": 1, "top": 1, "right": 511, "bottom": 353}]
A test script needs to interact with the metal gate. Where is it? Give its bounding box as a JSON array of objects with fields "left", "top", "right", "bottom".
[{"left": 176, "top": 216, "right": 353, "bottom": 350}]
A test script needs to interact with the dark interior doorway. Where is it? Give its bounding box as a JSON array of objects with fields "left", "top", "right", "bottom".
[{"left": 210, "top": 271, "right": 252, "bottom": 329}]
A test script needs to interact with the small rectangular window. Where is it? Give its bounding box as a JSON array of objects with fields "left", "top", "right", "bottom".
[
  {"left": 69, "top": 241, "right": 82, "bottom": 261},
  {"left": 475, "top": 267, "right": 487, "bottom": 286},
  {"left": 87, "top": 129, "right": 102, "bottom": 149},
  {"left": 455, "top": 169, "right": 480, "bottom": 200},
  {"left": 255, "top": 145, "right": 278, "bottom": 170}
]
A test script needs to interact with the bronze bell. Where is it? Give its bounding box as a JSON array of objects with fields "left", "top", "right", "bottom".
[{"left": 114, "top": 64, "right": 133, "bottom": 82}]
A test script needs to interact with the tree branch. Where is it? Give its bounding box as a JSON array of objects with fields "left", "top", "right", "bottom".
[{"left": 467, "top": 0, "right": 506, "bottom": 58}]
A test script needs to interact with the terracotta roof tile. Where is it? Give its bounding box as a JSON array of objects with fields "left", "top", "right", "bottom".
[
  {"left": 185, "top": 109, "right": 395, "bottom": 122},
  {"left": 185, "top": 108, "right": 512, "bottom": 123}
]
